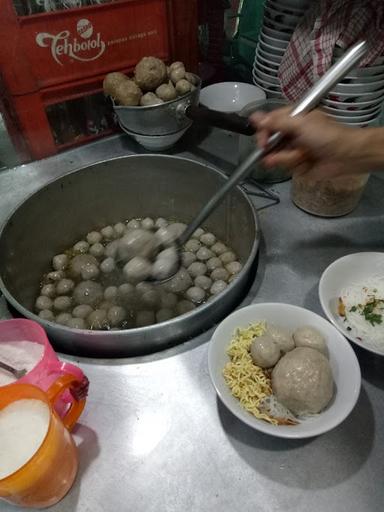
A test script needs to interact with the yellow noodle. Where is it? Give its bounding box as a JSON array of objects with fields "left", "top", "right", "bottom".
[{"left": 223, "top": 321, "right": 278, "bottom": 425}]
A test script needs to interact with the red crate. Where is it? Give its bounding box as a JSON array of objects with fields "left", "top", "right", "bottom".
[{"left": 0, "top": 0, "right": 198, "bottom": 162}]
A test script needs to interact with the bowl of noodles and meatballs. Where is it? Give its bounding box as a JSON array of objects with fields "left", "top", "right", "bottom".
[{"left": 208, "top": 303, "right": 361, "bottom": 438}]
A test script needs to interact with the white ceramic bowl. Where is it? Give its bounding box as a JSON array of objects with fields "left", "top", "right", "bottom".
[
  {"left": 257, "top": 46, "right": 283, "bottom": 64},
  {"left": 260, "top": 30, "right": 289, "bottom": 49},
  {"left": 255, "top": 49, "right": 280, "bottom": 68},
  {"left": 332, "top": 81, "right": 384, "bottom": 94},
  {"left": 326, "top": 111, "right": 380, "bottom": 123},
  {"left": 199, "top": 82, "right": 266, "bottom": 113},
  {"left": 264, "top": 16, "right": 296, "bottom": 34},
  {"left": 208, "top": 303, "right": 361, "bottom": 439},
  {"left": 119, "top": 121, "right": 189, "bottom": 151},
  {"left": 264, "top": 6, "right": 302, "bottom": 27},
  {"left": 342, "top": 72, "right": 384, "bottom": 84},
  {"left": 253, "top": 75, "right": 282, "bottom": 93},
  {"left": 253, "top": 68, "right": 280, "bottom": 85},
  {"left": 321, "top": 103, "right": 382, "bottom": 116},
  {"left": 254, "top": 59, "right": 279, "bottom": 76},
  {"left": 327, "top": 89, "right": 384, "bottom": 103},
  {"left": 319, "top": 253, "right": 384, "bottom": 356},
  {"left": 321, "top": 97, "right": 384, "bottom": 111},
  {"left": 263, "top": 25, "right": 292, "bottom": 41},
  {"left": 267, "top": 0, "right": 306, "bottom": 15},
  {"left": 259, "top": 38, "right": 286, "bottom": 56}
]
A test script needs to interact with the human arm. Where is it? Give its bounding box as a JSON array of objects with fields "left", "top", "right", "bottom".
[{"left": 250, "top": 108, "right": 384, "bottom": 181}]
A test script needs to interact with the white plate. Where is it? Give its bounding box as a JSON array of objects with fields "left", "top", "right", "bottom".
[
  {"left": 319, "top": 253, "right": 384, "bottom": 356},
  {"left": 199, "top": 82, "right": 266, "bottom": 113},
  {"left": 208, "top": 303, "right": 361, "bottom": 439}
]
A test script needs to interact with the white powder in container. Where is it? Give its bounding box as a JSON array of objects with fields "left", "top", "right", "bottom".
[
  {"left": 0, "top": 341, "right": 45, "bottom": 386},
  {"left": 0, "top": 398, "right": 50, "bottom": 479}
]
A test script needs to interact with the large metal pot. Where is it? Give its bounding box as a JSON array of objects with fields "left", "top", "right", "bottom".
[{"left": 0, "top": 155, "right": 259, "bottom": 358}]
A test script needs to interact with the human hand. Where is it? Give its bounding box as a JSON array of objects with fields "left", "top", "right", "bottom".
[{"left": 250, "top": 108, "right": 372, "bottom": 181}]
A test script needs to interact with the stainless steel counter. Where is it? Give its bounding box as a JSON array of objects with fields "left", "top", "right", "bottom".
[{"left": 1, "top": 128, "right": 384, "bottom": 512}]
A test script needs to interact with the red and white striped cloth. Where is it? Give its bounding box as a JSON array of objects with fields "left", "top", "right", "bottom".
[{"left": 278, "top": 0, "right": 384, "bottom": 101}]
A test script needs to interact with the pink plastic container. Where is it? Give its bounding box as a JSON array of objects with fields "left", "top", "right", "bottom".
[{"left": 0, "top": 319, "right": 88, "bottom": 418}]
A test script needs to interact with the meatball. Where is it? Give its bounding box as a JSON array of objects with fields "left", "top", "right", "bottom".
[
  {"left": 200, "top": 233, "right": 216, "bottom": 246},
  {"left": 266, "top": 325, "right": 295, "bottom": 354},
  {"left": 140, "top": 92, "right": 164, "bottom": 106},
  {"left": 38, "top": 309, "right": 54, "bottom": 321},
  {"left": 52, "top": 254, "right": 68, "bottom": 271},
  {"left": 56, "top": 278, "right": 75, "bottom": 296},
  {"left": 134, "top": 57, "right": 167, "bottom": 91},
  {"left": 107, "top": 306, "right": 126, "bottom": 327},
  {"left": 211, "top": 242, "right": 227, "bottom": 255},
  {"left": 272, "top": 347, "right": 334, "bottom": 416},
  {"left": 36, "top": 296, "right": 53, "bottom": 313},
  {"left": 176, "top": 300, "right": 196, "bottom": 315},
  {"left": 185, "top": 286, "right": 205, "bottom": 304},
  {"left": 156, "top": 308, "right": 174, "bottom": 323},
  {"left": 220, "top": 251, "right": 236, "bottom": 264},
  {"left": 89, "top": 243, "right": 104, "bottom": 258},
  {"left": 69, "top": 254, "right": 98, "bottom": 279},
  {"left": 41, "top": 284, "right": 56, "bottom": 298},
  {"left": 210, "top": 280, "right": 227, "bottom": 295},
  {"left": 181, "top": 251, "right": 196, "bottom": 267},
  {"left": 210, "top": 268, "right": 229, "bottom": 282},
  {"left": 114, "top": 80, "right": 143, "bottom": 106},
  {"left": 67, "top": 318, "right": 86, "bottom": 330},
  {"left": 187, "top": 261, "right": 207, "bottom": 278},
  {"left": 293, "top": 326, "right": 328, "bottom": 357},
  {"left": 123, "top": 257, "right": 152, "bottom": 284},
  {"left": 156, "top": 82, "right": 177, "bottom": 102},
  {"left": 101, "top": 226, "right": 115, "bottom": 240},
  {"left": 170, "top": 67, "right": 186, "bottom": 84},
  {"left": 151, "top": 247, "right": 179, "bottom": 281},
  {"left": 206, "top": 257, "right": 222, "bottom": 271},
  {"left": 103, "top": 72, "right": 128, "bottom": 96},
  {"left": 86, "top": 231, "right": 102, "bottom": 244},
  {"left": 194, "top": 275, "right": 212, "bottom": 291},
  {"left": 73, "top": 281, "right": 103, "bottom": 306},
  {"left": 88, "top": 309, "right": 109, "bottom": 330},
  {"left": 163, "top": 268, "right": 192, "bottom": 293},
  {"left": 196, "top": 247, "right": 214, "bottom": 261},
  {"left": 175, "top": 79, "right": 191, "bottom": 95},
  {"left": 53, "top": 296, "right": 71, "bottom": 312},
  {"left": 73, "top": 241, "right": 89, "bottom": 254},
  {"left": 72, "top": 304, "right": 93, "bottom": 319},
  {"left": 118, "top": 229, "right": 157, "bottom": 262},
  {"left": 250, "top": 335, "right": 281, "bottom": 368},
  {"left": 100, "top": 257, "right": 116, "bottom": 274}
]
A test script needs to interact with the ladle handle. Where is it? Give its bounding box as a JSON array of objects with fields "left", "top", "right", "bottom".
[
  {"left": 177, "top": 40, "right": 368, "bottom": 246},
  {"left": 185, "top": 105, "right": 254, "bottom": 135}
]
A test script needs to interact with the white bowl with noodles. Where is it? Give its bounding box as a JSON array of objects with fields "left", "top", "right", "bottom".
[
  {"left": 319, "top": 252, "right": 384, "bottom": 356},
  {"left": 208, "top": 302, "right": 361, "bottom": 439}
]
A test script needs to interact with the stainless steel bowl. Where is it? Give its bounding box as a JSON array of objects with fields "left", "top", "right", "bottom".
[
  {"left": 0, "top": 155, "right": 259, "bottom": 358},
  {"left": 113, "top": 76, "right": 201, "bottom": 136}
]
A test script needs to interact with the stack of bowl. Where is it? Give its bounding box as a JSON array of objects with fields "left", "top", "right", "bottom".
[
  {"left": 320, "top": 46, "right": 384, "bottom": 127},
  {"left": 252, "top": 0, "right": 310, "bottom": 98}
]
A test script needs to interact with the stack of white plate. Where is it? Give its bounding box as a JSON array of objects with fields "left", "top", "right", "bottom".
[
  {"left": 252, "top": 0, "right": 310, "bottom": 98},
  {"left": 320, "top": 46, "right": 384, "bottom": 127}
]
